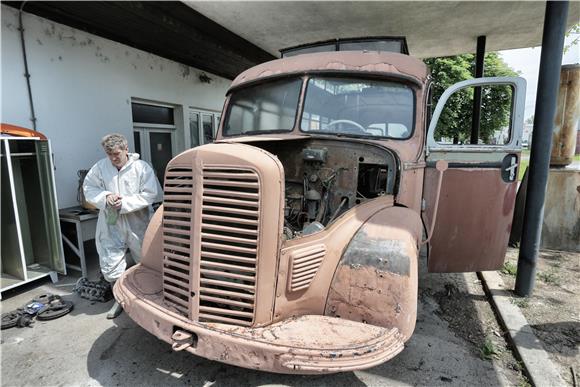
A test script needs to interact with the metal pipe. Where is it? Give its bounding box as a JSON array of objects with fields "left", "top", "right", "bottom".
[
  {"left": 470, "top": 35, "right": 486, "bottom": 144},
  {"left": 515, "top": 1, "right": 569, "bottom": 297},
  {"left": 328, "top": 197, "right": 348, "bottom": 224},
  {"left": 421, "top": 160, "right": 448, "bottom": 245},
  {"left": 18, "top": 2, "right": 37, "bottom": 131}
]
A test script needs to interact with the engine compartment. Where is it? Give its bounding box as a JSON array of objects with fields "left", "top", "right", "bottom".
[{"left": 244, "top": 138, "right": 398, "bottom": 239}]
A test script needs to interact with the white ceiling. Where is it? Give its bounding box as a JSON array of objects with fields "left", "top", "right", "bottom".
[{"left": 185, "top": 1, "right": 580, "bottom": 59}]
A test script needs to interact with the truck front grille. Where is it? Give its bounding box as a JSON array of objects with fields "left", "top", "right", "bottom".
[
  {"left": 162, "top": 168, "right": 194, "bottom": 317},
  {"left": 198, "top": 167, "right": 260, "bottom": 326}
]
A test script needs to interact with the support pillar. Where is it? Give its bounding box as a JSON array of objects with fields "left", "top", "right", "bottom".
[
  {"left": 515, "top": 1, "right": 569, "bottom": 296},
  {"left": 471, "top": 35, "right": 486, "bottom": 144}
]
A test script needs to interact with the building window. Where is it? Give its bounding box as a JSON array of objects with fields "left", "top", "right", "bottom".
[
  {"left": 132, "top": 103, "right": 174, "bottom": 125},
  {"left": 189, "top": 108, "right": 221, "bottom": 148},
  {"left": 132, "top": 101, "right": 176, "bottom": 183}
]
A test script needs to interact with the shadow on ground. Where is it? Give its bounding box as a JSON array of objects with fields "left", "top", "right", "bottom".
[
  {"left": 528, "top": 321, "right": 580, "bottom": 356},
  {"left": 83, "top": 255, "right": 518, "bottom": 386}
]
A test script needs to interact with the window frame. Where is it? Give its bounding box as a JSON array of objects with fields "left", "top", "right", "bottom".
[{"left": 221, "top": 77, "right": 304, "bottom": 138}]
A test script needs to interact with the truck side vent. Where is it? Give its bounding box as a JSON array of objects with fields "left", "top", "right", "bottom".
[
  {"left": 198, "top": 167, "right": 260, "bottom": 326},
  {"left": 162, "top": 167, "right": 194, "bottom": 317},
  {"left": 288, "top": 244, "right": 326, "bottom": 292}
]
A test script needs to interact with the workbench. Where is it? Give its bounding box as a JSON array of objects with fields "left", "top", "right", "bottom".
[{"left": 59, "top": 206, "right": 98, "bottom": 278}]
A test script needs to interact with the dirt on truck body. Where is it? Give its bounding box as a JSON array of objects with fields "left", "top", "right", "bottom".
[{"left": 114, "top": 49, "right": 526, "bottom": 374}]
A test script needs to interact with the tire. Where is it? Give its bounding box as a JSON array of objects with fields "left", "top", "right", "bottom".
[
  {"left": 32, "top": 293, "right": 61, "bottom": 305},
  {"left": 37, "top": 301, "right": 74, "bottom": 321},
  {"left": 1, "top": 311, "right": 22, "bottom": 330}
]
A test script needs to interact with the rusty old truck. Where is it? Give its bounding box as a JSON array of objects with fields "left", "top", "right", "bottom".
[{"left": 114, "top": 42, "right": 525, "bottom": 373}]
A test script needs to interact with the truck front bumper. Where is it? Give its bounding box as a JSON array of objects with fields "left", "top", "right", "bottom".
[{"left": 114, "top": 264, "right": 404, "bottom": 374}]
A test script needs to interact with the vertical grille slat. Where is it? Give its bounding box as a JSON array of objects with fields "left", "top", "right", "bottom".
[{"left": 162, "top": 167, "right": 193, "bottom": 317}]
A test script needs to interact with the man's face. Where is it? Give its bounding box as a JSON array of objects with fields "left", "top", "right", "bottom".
[{"left": 106, "top": 145, "right": 129, "bottom": 169}]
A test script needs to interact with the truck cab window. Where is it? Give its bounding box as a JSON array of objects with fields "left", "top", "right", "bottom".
[
  {"left": 301, "top": 77, "right": 414, "bottom": 139},
  {"left": 224, "top": 78, "right": 302, "bottom": 135}
]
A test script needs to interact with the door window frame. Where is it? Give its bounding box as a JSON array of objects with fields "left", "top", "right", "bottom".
[{"left": 426, "top": 77, "right": 526, "bottom": 154}]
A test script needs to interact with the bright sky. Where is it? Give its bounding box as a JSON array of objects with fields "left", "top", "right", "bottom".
[{"left": 499, "top": 34, "right": 580, "bottom": 120}]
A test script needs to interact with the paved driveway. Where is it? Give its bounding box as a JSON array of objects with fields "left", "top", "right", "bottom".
[{"left": 1, "top": 257, "right": 523, "bottom": 386}]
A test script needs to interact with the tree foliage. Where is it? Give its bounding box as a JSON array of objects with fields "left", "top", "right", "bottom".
[{"left": 424, "top": 53, "right": 518, "bottom": 143}]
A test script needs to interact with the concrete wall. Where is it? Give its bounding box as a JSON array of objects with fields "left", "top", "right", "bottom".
[
  {"left": 1, "top": 6, "right": 231, "bottom": 207},
  {"left": 541, "top": 167, "right": 580, "bottom": 252}
]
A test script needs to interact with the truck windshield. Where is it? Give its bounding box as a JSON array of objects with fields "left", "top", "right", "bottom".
[
  {"left": 223, "top": 78, "right": 302, "bottom": 136},
  {"left": 301, "top": 77, "right": 414, "bottom": 139}
]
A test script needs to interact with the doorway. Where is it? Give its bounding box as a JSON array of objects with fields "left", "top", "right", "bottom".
[{"left": 132, "top": 102, "right": 177, "bottom": 183}]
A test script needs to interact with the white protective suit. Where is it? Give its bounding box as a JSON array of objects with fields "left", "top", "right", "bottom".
[{"left": 83, "top": 153, "right": 162, "bottom": 282}]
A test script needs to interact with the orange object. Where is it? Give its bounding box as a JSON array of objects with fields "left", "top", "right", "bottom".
[{"left": 1, "top": 123, "right": 47, "bottom": 140}]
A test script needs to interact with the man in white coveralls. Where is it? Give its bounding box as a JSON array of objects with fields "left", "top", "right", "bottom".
[{"left": 84, "top": 133, "right": 162, "bottom": 319}]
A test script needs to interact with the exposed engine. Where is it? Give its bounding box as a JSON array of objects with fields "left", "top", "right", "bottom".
[{"left": 245, "top": 138, "right": 398, "bottom": 240}]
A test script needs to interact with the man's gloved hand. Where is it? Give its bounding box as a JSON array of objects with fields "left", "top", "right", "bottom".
[{"left": 106, "top": 194, "right": 122, "bottom": 209}]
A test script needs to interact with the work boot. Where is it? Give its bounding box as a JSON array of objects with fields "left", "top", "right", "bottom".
[{"left": 106, "top": 301, "right": 123, "bottom": 319}]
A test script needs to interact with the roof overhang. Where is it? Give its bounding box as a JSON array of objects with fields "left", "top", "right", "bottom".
[
  {"left": 2, "top": 1, "right": 276, "bottom": 80},
  {"left": 186, "top": 1, "right": 580, "bottom": 58},
  {"left": 4, "top": 1, "right": 579, "bottom": 80}
]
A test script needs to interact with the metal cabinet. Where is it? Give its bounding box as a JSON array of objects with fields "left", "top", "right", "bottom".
[{"left": 1, "top": 136, "right": 65, "bottom": 294}]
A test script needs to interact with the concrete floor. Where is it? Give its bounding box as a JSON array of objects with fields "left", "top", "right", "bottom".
[{"left": 1, "top": 252, "right": 518, "bottom": 386}]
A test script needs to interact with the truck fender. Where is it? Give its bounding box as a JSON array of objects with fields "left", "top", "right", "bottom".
[
  {"left": 324, "top": 206, "right": 422, "bottom": 340},
  {"left": 140, "top": 204, "right": 164, "bottom": 272}
]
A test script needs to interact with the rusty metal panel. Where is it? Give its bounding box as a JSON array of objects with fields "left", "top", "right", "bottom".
[
  {"left": 424, "top": 167, "right": 517, "bottom": 272},
  {"left": 551, "top": 64, "right": 580, "bottom": 166},
  {"left": 325, "top": 206, "right": 422, "bottom": 340},
  {"left": 158, "top": 144, "right": 285, "bottom": 327}
]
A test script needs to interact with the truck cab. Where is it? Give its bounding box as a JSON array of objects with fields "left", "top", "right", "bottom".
[{"left": 114, "top": 47, "right": 525, "bottom": 374}]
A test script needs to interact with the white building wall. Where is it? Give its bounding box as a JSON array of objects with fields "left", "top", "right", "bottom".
[{"left": 1, "top": 6, "right": 231, "bottom": 207}]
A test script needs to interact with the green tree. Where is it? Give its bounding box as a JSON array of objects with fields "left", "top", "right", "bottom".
[{"left": 425, "top": 53, "right": 519, "bottom": 143}]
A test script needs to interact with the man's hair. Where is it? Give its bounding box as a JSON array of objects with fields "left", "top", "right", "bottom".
[{"left": 101, "top": 133, "right": 128, "bottom": 153}]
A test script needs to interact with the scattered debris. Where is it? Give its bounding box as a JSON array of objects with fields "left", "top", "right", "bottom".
[
  {"left": 73, "top": 277, "right": 112, "bottom": 302},
  {"left": 1, "top": 294, "right": 73, "bottom": 329}
]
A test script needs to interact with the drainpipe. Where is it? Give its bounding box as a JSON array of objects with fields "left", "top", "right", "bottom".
[
  {"left": 18, "top": 1, "right": 37, "bottom": 131},
  {"left": 515, "top": 1, "right": 569, "bottom": 297},
  {"left": 470, "top": 35, "right": 486, "bottom": 144}
]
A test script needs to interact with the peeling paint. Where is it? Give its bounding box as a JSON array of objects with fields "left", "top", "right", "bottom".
[{"left": 325, "top": 206, "right": 422, "bottom": 340}]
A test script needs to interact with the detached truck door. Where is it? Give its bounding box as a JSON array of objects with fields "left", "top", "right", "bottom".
[{"left": 423, "top": 77, "right": 526, "bottom": 272}]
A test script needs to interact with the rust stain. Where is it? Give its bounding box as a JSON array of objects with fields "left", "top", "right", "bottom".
[
  {"left": 325, "top": 206, "right": 421, "bottom": 340},
  {"left": 551, "top": 65, "right": 580, "bottom": 166}
]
